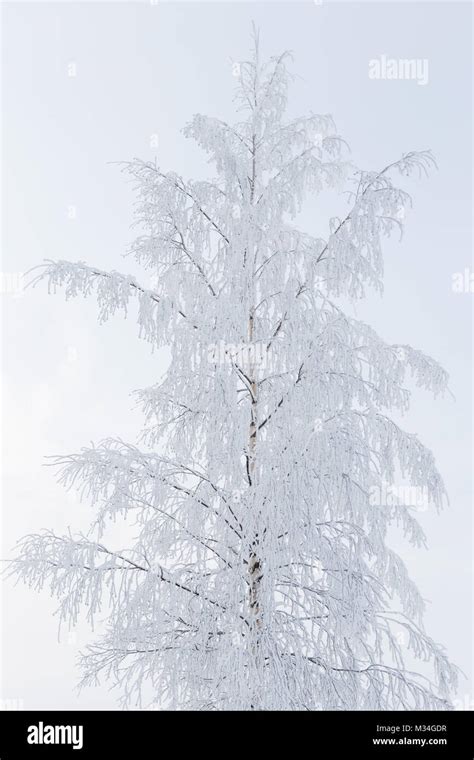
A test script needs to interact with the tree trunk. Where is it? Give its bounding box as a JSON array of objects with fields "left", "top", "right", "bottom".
[{"left": 247, "top": 310, "right": 262, "bottom": 633}]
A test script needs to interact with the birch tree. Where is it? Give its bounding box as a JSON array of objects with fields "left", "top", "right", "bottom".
[{"left": 10, "top": 33, "right": 457, "bottom": 711}]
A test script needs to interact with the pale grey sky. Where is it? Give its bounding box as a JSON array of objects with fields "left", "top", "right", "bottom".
[{"left": 2, "top": 0, "right": 472, "bottom": 709}]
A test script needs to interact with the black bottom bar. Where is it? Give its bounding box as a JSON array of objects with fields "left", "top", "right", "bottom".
[{"left": 0, "top": 710, "right": 472, "bottom": 757}]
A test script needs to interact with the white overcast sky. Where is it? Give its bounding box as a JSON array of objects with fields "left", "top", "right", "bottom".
[{"left": 1, "top": 0, "right": 472, "bottom": 709}]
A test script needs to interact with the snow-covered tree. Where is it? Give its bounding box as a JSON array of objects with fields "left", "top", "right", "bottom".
[{"left": 10, "top": 33, "right": 457, "bottom": 710}]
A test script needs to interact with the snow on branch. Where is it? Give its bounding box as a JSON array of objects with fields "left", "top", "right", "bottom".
[{"left": 29, "top": 259, "right": 194, "bottom": 346}]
